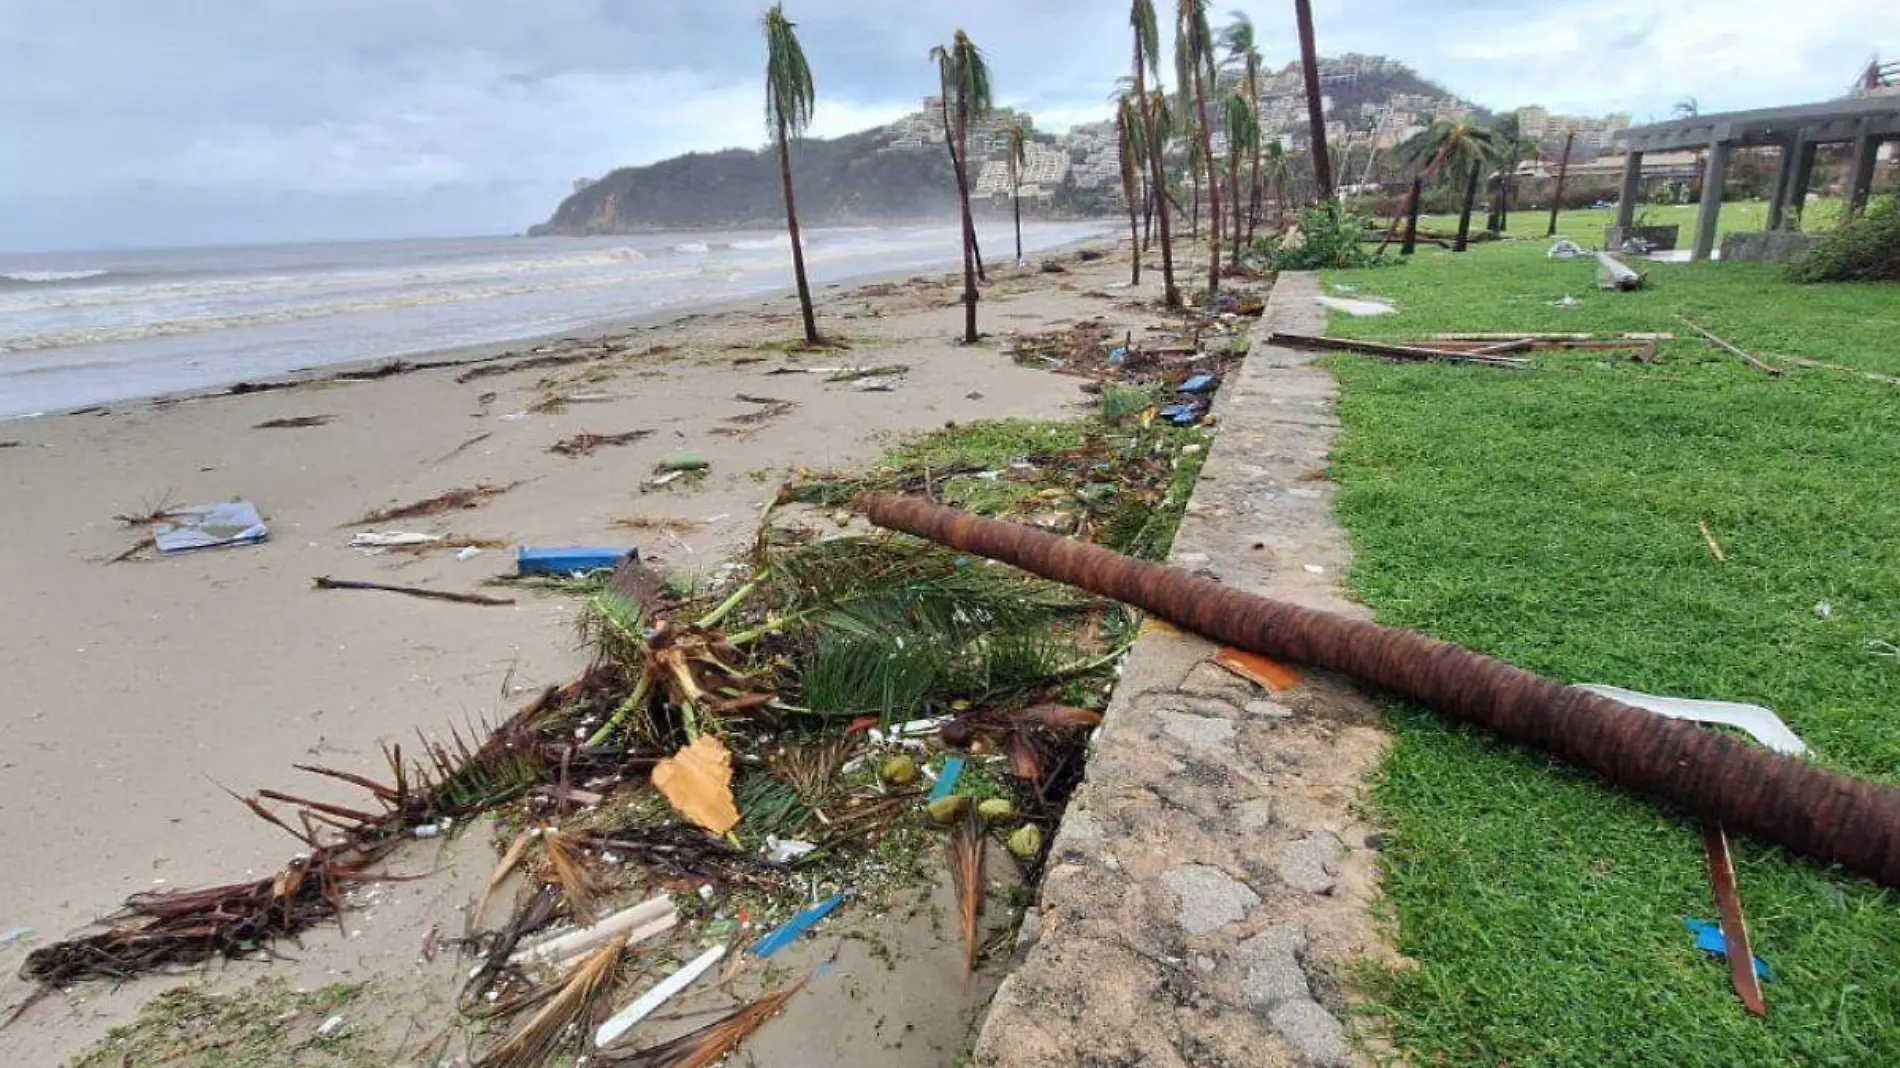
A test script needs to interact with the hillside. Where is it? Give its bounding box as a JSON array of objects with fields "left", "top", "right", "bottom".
[{"left": 531, "top": 127, "right": 965, "bottom": 235}]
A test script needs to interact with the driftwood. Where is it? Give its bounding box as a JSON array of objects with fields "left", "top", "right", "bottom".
[
  {"left": 860, "top": 494, "right": 1900, "bottom": 890},
  {"left": 1679, "top": 317, "right": 1781, "bottom": 376},
  {"left": 1270, "top": 332, "right": 1530, "bottom": 369},
  {"left": 313, "top": 577, "right": 515, "bottom": 606}
]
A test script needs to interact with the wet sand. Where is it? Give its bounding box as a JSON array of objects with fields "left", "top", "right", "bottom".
[{"left": 0, "top": 241, "right": 1189, "bottom": 1065}]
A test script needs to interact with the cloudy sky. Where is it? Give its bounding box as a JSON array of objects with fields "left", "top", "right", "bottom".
[{"left": 0, "top": 0, "right": 1889, "bottom": 251}]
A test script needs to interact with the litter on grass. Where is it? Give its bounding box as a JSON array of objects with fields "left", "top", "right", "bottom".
[
  {"left": 152, "top": 501, "right": 269, "bottom": 554},
  {"left": 1576, "top": 685, "right": 1807, "bottom": 756},
  {"left": 1314, "top": 295, "right": 1396, "bottom": 317},
  {"left": 1686, "top": 919, "right": 1770, "bottom": 979}
]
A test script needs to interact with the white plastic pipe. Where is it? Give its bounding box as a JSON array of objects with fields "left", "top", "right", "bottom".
[
  {"left": 508, "top": 896, "right": 675, "bottom": 969},
  {"left": 594, "top": 943, "right": 727, "bottom": 1049}
]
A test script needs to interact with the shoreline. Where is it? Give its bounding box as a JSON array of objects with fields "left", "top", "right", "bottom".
[{"left": 4, "top": 227, "right": 1118, "bottom": 423}]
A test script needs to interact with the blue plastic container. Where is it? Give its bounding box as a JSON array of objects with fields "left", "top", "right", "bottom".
[{"left": 516, "top": 546, "right": 635, "bottom": 576}]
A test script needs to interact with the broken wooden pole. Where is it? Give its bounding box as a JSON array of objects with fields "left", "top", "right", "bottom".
[
  {"left": 860, "top": 494, "right": 1900, "bottom": 889},
  {"left": 1595, "top": 251, "right": 1644, "bottom": 291},
  {"left": 1679, "top": 316, "right": 1782, "bottom": 376},
  {"left": 1269, "top": 332, "right": 1530, "bottom": 368}
]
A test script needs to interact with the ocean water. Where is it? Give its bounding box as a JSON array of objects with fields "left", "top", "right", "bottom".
[{"left": 0, "top": 220, "right": 1111, "bottom": 419}]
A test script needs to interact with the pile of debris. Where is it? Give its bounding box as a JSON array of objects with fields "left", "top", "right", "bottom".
[{"left": 23, "top": 381, "right": 1228, "bottom": 1065}]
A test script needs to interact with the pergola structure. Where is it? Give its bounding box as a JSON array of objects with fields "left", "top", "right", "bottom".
[{"left": 1612, "top": 95, "right": 1900, "bottom": 260}]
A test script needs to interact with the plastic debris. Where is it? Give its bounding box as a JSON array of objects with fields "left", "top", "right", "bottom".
[
  {"left": 928, "top": 757, "right": 967, "bottom": 802},
  {"left": 1107, "top": 346, "right": 1128, "bottom": 367},
  {"left": 1577, "top": 685, "right": 1806, "bottom": 756},
  {"left": 1314, "top": 295, "right": 1396, "bottom": 317},
  {"left": 517, "top": 547, "right": 635, "bottom": 577},
  {"left": 764, "top": 836, "right": 817, "bottom": 864},
  {"left": 753, "top": 893, "right": 848, "bottom": 958},
  {"left": 351, "top": 531, "right": 443, "bottom": 548},
  {"left": 659, "top": 450, "right": 709, "bottom": 472},
  {"left": 1178, "top": 374, "right": 1218, "bottom": 394},
  {"left": 1549, "top": 295, "right": 1583, "bottom": 309},
  {"left": 595, "top": 943, "right": 727, "bottom": 1048},
  {"left": 1686, "top": 919, "right": 1770, "bottom": 980},
  {"left": 1547, "top": 239, "right": 1586, "bottom": 260},
  {"left": 867, "top": 717, "right": 952, "bottom": 746},
  {"left": 152, "top": 501, "right": 269, "bottom": 554},
  {"left": 1156, "top": 402, "right": 1203, "bottom": 427},
  {"left": 0, "top": 926, "right": 34, "bottom": 946},
  {"left": 510, "top": 896, "right": 677, "bottom": 969},
  {"left": 316, "top": 1015, "right": 346, "bottom": 1038},
  {"left": 455, "top": 546, "right": 483, "bottom": 561},
  {"left": 1211, "top": 647, "right": 1304, "bottom": 692}
]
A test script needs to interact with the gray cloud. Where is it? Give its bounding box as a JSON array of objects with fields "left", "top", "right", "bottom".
[{"left": 0, "top": 0, "right": 1888, "bottom": 250}]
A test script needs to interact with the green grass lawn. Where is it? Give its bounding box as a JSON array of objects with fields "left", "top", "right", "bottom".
[
  {"left": 1413, "top": 197, "right": 1848, "bottom": 245},
  {"left": 1320, "top": 242, "right": 1900, "bottom": 1066}
]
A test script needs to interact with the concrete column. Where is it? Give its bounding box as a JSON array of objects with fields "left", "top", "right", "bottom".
[
  {"left": 1692, "top": 139, "right": 1731, "bottom": 262},
  {"left": 1845, "top": 123, "right": 1878, "bottom": 219},
  {"left": 1786, "top": 140, "right": 1819, "bottom": 229},
  {"left": 1615, "top": 150, "right": 1644, "bottom": 229},
  {"left": 1765, "top": 138, "right": 1799, "bottom": 230}
]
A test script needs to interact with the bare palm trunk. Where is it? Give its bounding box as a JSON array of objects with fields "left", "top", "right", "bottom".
[
  {"left": 939, "top": 92, "right": 986, "bottom": 286},
  {"left": 775, "top": 117, "right": 819, "bottom": 345},
  {"left": 1190, "top": 57, "right": 1221, "bottom": 296},
  {"left": 1455, "top": 163, "right": 1481, "bottom": 251},
  {"left": 1293, "top": 0, "right": 1332, "bottom": 200},
  {"left": 1190, "top": 179, "right": 1199, "bottom": 241},
  {"left": 1546, "top": 129, "right": 1574, "bottom": 237},
  {"left": 1227, "top": 148, "right": 1243, "bottom": 272},
  {"left": 1012, "top": 187, "right": 1023, "bottom": 265},
  {"left": 1134, "top": 75, "right": 1179, "bottom": 309},
  {"left": 1400, "top": 175, "right": 1422, "bottom": 255},
  {"left": 953, "top": 116, "right": 980, "bottom": 343},
  {"left": 1142, "top": 179, "right": 1155, "bottom": 250},
  {"left": 1126, "top": 190, "right": 1142, "bottom": 284}
]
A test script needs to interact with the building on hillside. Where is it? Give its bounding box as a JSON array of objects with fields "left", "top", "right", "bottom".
[
  {"left": 1516, "top": 107, "right": 1633, "bottom": 151},
  {"left": 973, "top": 140, "right": 1070, "bottom": 201}
]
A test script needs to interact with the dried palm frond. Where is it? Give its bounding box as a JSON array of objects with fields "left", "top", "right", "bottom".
[
  {"left": 770, "top": 733, "right": 857, "bottom": 813},
  {"left": 596, "top": 978, "right": 806, "bottom": 1066},
  {"left": 473, "top": 933, "right": 627, "bottom": 1068},
  {"left": 949, "top": 805, "right": 986, "bottom": 981},
  {"left": 463, "top": 885, "right": 564, "bottom": 1008},
  {"left": 542, "top": 832, "right": 602, "bottom": 924}
]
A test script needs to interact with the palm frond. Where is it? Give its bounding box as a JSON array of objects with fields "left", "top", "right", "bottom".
[
  {"left": 950, "top": 29, "right": 993, "bottom": 122},
  {"left": 474, "top": 934, "right": 626, "bottom": 1068},
  {"left": 1131, "top": 0, "right": 1161, "bottom": 81},
  {"left": 1219, "top": 11, "right": 1254, "bottom": 57},
  {"left": 543, "top": 831, "right": 602, "bottom": 924},
  {"left": 801, "top": 633, "right": 942, "bottom": 721},
  {"left": 762, "top": 5, "right": 815, "bottom": 138},
  {"left": 597, "top": 978, "right": 806, "bottom": 1066},
  {"left": 949, "top": 805, "right": 985, "bottom": 981}
]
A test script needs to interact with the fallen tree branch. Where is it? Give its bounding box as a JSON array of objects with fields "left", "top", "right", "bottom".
[
  {"left": 860, "top": 493, "right": 1900, "bottom": 889},
  {"left": 313, "top": 576, "right": 515, "bottom": 606},
  {"left": 1679, "top": 316, "right": 1781, "bottom": 376},
  {"left": 1269, "top": 332, "right": 1530, "bottom": 369}
]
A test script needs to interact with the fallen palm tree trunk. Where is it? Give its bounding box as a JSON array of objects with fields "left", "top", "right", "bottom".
[
  {"left": 1269, "top": 332, "right": 1531, "bottom": 369},
  {"left": 860, "top": 493, "right": 1900, "bottom": 889}
]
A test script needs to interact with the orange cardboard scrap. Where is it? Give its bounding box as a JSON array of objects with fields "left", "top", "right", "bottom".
[
  {"left": 651, "top": 734, "right": 741, "bottom": 834},
  {"left": 1212, "top": 647, "right": 1304, "bottom": 692}
]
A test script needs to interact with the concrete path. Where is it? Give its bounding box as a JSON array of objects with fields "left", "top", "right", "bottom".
[{"left": 972, "top": 273, "right": 1393, "bottom": 1067}]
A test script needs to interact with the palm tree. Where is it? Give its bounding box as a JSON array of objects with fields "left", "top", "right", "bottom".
[
  {"left": 934, "top": 30, "right": 993, "bottom": 344},
  {"left": 1488, "top": 114, "right": 1539, "bottom": 233},
  {"left": 1222, "top": 90, "right": 1259, "bottom": 272},
  {"left": 1176, "top": 0, "right": 1222, "bottom": 296},
  {"left": 1130, "top": 0, "right": 1180, "bottom": 308},
  {"left": 1220, "top": 13, "right": 1264, "bottom": 245},
  {"left": 1402, "top": 118, "right": 1504, "bottom": 252},
  {"left": 1116, "top": 93, "right": 1145, "bottom": 285},
  {"left": 1261, "top": 140, "right": 1289, "bottom": 229},
  {"left": 1186, "top": 136, "right": 1203, "bottom": 241},
  {"left": 762, "top": 5, "right": 820, "bottom": 346},
  {"left": 930, "top": 52, "right": 987, "bottom": 284},
  {"left": 1006, "top": 121, "right": 1028, "bottom": 265}
]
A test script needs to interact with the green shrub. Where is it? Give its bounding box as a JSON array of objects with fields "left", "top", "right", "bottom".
[
  {"left": 1787, "top": 194, "right": 1900, "bottom": 282},
  {"left": 1251, "top": 199, "right": 1394, "bottom": 271}
]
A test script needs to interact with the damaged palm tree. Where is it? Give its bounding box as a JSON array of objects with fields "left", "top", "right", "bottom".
[{"left": 862, "top": 494, "right": 1900, "bottom": 889}]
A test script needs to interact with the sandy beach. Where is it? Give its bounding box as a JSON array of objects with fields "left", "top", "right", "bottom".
[{"left": 0, "top": 238, "right": 1192, "bottom": 1065}]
